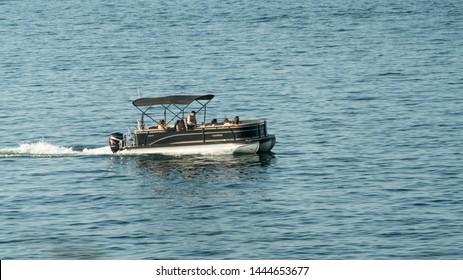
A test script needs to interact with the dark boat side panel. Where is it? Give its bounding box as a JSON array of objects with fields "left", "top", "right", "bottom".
[{"left": 134, "top": 121, "right": 269, "bottom": 147}]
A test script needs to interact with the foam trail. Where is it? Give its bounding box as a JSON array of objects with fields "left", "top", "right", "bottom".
[
  {"left": 82, "top": 146, "right": 113, "bottom": 155},
  {"left": 0, "top": 141, "right": 77, "bottom": 156},
  {"left": 0, "top": 141, "right": 254, "bottom": 157},
  {"left": 0, "top": 141, "right": 112, "bottom": 157}
]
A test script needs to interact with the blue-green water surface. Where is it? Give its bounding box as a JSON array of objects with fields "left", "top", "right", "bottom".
[{"left": 1, "top": 0, "right": 462, "bottom": 259}]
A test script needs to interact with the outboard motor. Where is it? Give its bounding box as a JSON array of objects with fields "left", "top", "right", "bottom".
[{"left": 109, "top": 132, "right": 124, "bottom": 153}]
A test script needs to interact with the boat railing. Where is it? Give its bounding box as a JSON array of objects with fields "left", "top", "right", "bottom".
[{"left": 135, "top": 119, "right": 265, "bottom": 132}]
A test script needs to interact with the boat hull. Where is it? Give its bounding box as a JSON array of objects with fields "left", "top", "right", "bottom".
[
  {"left": 119, "top": 141, "right": 261, "bottom": 155},
  {"left": 258, "top": 135, "right": 276, "bottom": 153}
]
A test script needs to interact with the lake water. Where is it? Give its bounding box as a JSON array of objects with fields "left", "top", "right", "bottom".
[{"left": 1, "top": 0, "right": 462, "bottom": 259}]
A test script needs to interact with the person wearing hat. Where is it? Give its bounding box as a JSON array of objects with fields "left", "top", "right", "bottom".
[{"left": 187, "top": 111, "right": 197, "bottom": 130}]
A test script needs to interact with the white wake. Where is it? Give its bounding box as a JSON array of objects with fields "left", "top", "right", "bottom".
[
  {"left": 0, "top": 141, "right": 112, "bottom": 157},
  {"left": 0, "top": 141, "right": 257, "bottom": 158}
]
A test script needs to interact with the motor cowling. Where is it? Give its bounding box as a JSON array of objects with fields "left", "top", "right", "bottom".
[{"left": 109, "top": 132, "right": 124, "bottom": 153}]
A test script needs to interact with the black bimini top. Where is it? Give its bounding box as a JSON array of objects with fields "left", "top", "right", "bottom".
[{"left": 132, "top": 95, "right": 214, "bottom": 107}]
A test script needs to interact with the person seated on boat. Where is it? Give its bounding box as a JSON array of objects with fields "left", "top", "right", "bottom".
[
  {"left": 233, "top": 116, "right": 240, "bottom": 125},
  {"left": 174, "top": 119, "right": 186, "bottom": 131},
  {"left": 223, "top": 117, "right": 236, "bottom": 127},
  {"left": 187, "top": 111, "right": 197, "bottom": 130},
  {"left": 209, "top": 118, "right": 218, "bottom": 126},
  {"left": 157, "top": 119, "right": 167, "bottom": 131}
]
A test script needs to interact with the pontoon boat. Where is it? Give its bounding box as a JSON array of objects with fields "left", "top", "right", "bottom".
[{"left": 109, "top": 95, "right": 276, "bottom": 154}]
